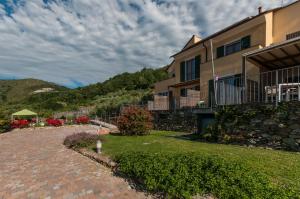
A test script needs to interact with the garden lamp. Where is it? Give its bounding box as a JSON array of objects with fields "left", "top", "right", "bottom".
[{"left": 96, "top": 140, "right": 102, "bottom": 154}]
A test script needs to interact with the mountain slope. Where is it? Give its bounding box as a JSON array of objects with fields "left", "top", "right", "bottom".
[
  {"left": 0, "top": 67, "right": 168, "bottom": 119},
  {"left": 0, "top": 78, "right": 68, "bottom": 103}
]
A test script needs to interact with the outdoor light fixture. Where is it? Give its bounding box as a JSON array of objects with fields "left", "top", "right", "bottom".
[{"left": 96, "top": 140, "right": 102, "bottom": 154}]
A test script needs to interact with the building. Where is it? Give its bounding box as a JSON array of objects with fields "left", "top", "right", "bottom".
[{"left": 149, "top": 1, "right": 300, "bottom": 111}]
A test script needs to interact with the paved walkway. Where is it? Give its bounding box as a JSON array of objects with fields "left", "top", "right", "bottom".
[{"left": 0, "top": 126, "right": 148, "bottom": 199}]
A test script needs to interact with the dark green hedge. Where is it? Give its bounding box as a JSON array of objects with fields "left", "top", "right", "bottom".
[{"left": 116, "top": 152, "right": 298, "bottom": 199}]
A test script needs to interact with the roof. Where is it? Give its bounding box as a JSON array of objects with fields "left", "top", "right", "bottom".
[
  {"left": 181, "top": 35, "right": 201, "bottom": 50},
  {"left": 165, "top": 60, "right": 175, "bottom": 71},
  {"left": 12, "top": 109, "right": 37, "bottom": 116},
  {"left": 244, "top": 37, "right": 300, "bottom": 69},
  {"left": 171, "top": 0, "right": 300, "bottom": 58}
]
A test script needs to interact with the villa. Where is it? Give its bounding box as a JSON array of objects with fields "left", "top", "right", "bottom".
[{"left": 148, "top": 0, "right": 300, "bottom": 111}]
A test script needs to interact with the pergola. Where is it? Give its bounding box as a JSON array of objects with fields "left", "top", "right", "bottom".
[
  {"left": 244, "top": 37, "right": 300, "bottom": 70},
  {"left": 241, "top": 37, "right": 300, "bottom": 104},
  {"left": 11, "top": 109, "right": 38, "bottom": 122}
]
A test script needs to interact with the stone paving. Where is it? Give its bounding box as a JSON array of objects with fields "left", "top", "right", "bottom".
[{"left": 0, "top": 126, "right": 149, "bottom": 199}]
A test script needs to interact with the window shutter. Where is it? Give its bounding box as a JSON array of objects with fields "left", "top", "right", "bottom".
[
  {"left": 195, "top": 55, "right": 201, "bottom": 79},
  {"left": 217, "top": 46, "right": 224, "bottom": 58},
  {"left": 241, "top": 35, "right": 251, "bottom": 49},
  {"left": 180, "top": 61, "right": 185, "bottom": 82}
]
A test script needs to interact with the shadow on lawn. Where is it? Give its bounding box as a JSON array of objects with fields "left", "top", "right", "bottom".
[{"left": 163, "top": 133, "right": 203, "bottom": 142}]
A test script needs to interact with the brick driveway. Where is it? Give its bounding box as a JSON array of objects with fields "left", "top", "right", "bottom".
[{"left": 0, "top": 126, "right": 148, "bottom": 199}]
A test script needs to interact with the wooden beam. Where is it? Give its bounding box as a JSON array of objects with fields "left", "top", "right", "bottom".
[
  {"left": 248, "top": 56, "right": 279, "bottom": 68},
  {"left": 279, "top": 48, "right": 298, "bottom": 65},
  {"left": 250, "top": 57, "right": 264, "bottom": 65},
  {"left": 257, "top": 55, "right": 268, "bottom": 62},
  {"left": 268, "top": 52, "right": 287, "bottom": 66},
  {"left": 263, "top": 52, "right": 300, "bottom": 65},
  {"left": 295, "top": 44, "right": 300, "bottom": 53}
]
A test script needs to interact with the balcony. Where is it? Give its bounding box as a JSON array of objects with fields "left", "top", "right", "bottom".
[{"left": 148, "top": 89, "right": 207, "bottom": 111}]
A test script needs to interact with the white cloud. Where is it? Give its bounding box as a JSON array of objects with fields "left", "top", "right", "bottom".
[{"left": 0, "top": 0, "right": 296, "bottom": 87}]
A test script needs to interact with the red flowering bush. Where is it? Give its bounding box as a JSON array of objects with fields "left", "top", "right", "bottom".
[
  {"left": 117, "top": 107, "right": 153, "bottom": 136},
  {"left": 11, "top": 119, "right": 29, "bottom": 129},
  {"left": 75, "top": 116, "right": 90, "bottom": 124},
  {"left": 46, "top": 118, "right": 63, "bottom": 127}
]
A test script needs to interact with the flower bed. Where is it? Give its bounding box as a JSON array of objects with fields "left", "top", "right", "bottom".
[
  {"left": 11, "top": 119, "right": 30, "bottom": 129},
  {"left": 75, "top": 116, "right": 90, "bottom": 124},
  {"left": 46, "top": 118, "right": 63, "bottom": 127}
]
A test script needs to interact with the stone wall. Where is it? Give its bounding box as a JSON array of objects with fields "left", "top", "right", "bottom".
[
  {"left": 153, "top": 111, "right": 198, "bottom": 133},
  {"left": 205, "top": 102, "right": 300, "bottom": 151}
]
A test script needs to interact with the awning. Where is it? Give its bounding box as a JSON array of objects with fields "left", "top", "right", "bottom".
[
  {"left": 169, "top": 79, "right": 199, "bottom": 88},
  {"left": 12, "top": 109, "right": 37, "bottom": 116},
  {"left": 244, "top": 37, "right": 300, "bottom": 69}
]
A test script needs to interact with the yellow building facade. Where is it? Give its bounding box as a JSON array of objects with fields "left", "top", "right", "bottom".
[{"left": 150, "top": 1, "right": 300, "bottom": 110}]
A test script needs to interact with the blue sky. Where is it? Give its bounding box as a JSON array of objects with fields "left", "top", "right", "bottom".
[{"left": 0, "top": 0, "right": 296, "bottom": 88}]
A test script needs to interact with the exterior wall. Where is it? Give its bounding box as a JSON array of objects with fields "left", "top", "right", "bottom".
[
  {"left": 198, "top": 18, "right": 267, "bottom": 104},
  {"left": 154, "top": 77, "right": 176, "bottom": 94},
  {"left": 265, "top": 12, "right": 274, "bottom": 46},
  {"left": 273, "top": 1, "right": 300, "bottom": 43}
]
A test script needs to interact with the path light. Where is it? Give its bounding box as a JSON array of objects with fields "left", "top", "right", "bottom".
[{"left": 96, "top": 140, "right": 102, "bottom": 154}]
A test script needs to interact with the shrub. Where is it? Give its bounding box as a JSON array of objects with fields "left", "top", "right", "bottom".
[
  {"left": 116, "top": 152, "right": 297, "bottom": 199},
  {"left": 10, "top": 119, "right": 29, "bottom": 129},
  {"left": 0, "top": 119, "right": 11, "bottom": 133},
  {"left": 117, "top": 106, "right": 153, "bottom": 136},
  {"left": 75, "top": 116, "right": 90, "bottom": 124},
  {"left": 46, "top": 118, "right": 63, "bottom": 127},
  {"left": 63, "top": 132, "right": 103, "bottom": 149}
]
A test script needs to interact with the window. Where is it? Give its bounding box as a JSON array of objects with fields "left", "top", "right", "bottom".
[
  {"left": 180, "top": 55, "right": 201, "bottom": 82},
  {"left": 287, "top": 31, "right": 300, "bottom": 40},
  {"left": 225, "top": 40, "right": 241, "bottom": 55},
  {"left": 186, "top": 59, "right": 195, "bottom": 81},
  {"left": 180, "top": 88, "right": 187, "bottom": 97},
  {"left": 217, "top": 46, "right": 225, "bottom": 58},
  {"left": 158, "top": 92, "right": 168, "bottom": 96},
  {"left": 241, "top": 35, "right": 251, "bottom": 49},
  {"left": 216, "top": 35, "right": 251, "bottom": 58}
]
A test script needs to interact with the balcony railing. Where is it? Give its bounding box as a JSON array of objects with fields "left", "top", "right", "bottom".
[
  {"left": 148, "top": 89, "right": 204, "bottom": 111},
  {"left": 215, "top": 65, "right": 300, "bottom": 105}
]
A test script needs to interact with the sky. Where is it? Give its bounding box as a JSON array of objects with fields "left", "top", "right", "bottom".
[{"left": 0, "top": 0, "right": 296, "bottom": 88}]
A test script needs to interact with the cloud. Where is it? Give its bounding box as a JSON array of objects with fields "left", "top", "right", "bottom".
[{"left": 0, "top": 0, "right": 296, "bottom": 87}]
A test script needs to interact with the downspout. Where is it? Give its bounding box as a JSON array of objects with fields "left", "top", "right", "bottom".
[
  {"left": 210, "top": 39, "right": 217, "bottom": 106},
  {"left": 203, "top": 42, "right": 208, "bottom": 63},
  {"left": 202, "top": 42, "right": 208, "bottom": 63}
]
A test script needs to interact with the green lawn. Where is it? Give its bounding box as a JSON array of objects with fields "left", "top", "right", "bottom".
[{"left": 98, "top": 131, "right": 300, "bottom": 190}]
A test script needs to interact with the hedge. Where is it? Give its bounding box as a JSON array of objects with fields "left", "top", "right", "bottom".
[{"left": 116, "top": 152, "right": 298, "bottom": 199}]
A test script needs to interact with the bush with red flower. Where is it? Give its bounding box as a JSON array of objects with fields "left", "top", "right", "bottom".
[
  {"left": 11, "top": 119, "right": 30, "bottom": 129},
  {"left": 117, "top": 106, "right": 153, "bottom": 136},
  {"left": 46, "top": 118, "right": 63, "bottom": 127},
  {"left": 75, "top": 116, "right": 90, "bottom": 124}
]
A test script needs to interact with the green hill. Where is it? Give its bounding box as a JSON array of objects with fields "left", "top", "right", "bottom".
[
  {"left": 0, "top": 78, "right": 68, "bottom": 103},
  {"left": 0, "top": 68, "right": 168, "bottom": 119}
]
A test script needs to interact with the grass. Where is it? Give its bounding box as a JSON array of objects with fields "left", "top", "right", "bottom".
[{"left": 94, "top": 131, "right": 300, "bottom": 190}]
